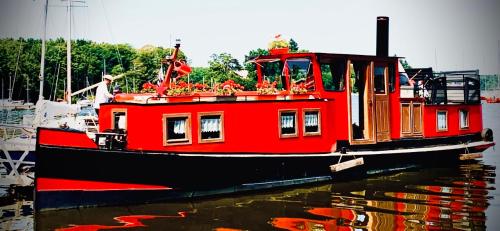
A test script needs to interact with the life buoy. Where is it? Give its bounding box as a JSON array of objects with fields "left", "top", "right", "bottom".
[{"left": 481, "top": 128, "right": 493, "bottom": 142}]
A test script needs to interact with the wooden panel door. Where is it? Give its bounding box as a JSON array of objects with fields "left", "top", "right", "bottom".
[
  {"left": 400, "top": 102, "right": 423, "bottom": 137},
  {"left": 401, "top": 103, "right": 412, "bottom": 135},
  {"left": 412, "top": 103, "right": 422, "bottom": 135},
  {"left": 374, "top": 65, "right": 391, "bottom": 142}
]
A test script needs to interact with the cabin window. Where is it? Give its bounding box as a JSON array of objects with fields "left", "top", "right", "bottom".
[
  {"left": 279, "top": 110, "right": 298, "bottom": 138},
  {"left": 111, "top": 109, "right": 127, "bottom": 130},
  {"left": 284, "top": 58, "right": 315, "bottom": 91},
  {"left": 459, "top": 110, "right": 469, "bottom": 129},
  {"left": 199, "top": 112, "right": 224, "bottom": 143},
  {"left": 319, "top": 58, "right": 346, "bottom": 91},
  {"left": 163, "top": 113, "right": 191, "bottom": 145},
  {"left": 436, "top": 110, "right": 448, "bottom": 131},
  {"left": 374, "top": 66, "right": 386, "bottom": 94},
  {"left": 261, "top": 60, "right": 285, "bottom": 90},
  {"left": 303, "top": 109, "right": 321, "bottom": 136}
]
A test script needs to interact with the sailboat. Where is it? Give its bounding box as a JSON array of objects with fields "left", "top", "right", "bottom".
[
  {"left": 0, "top": 44, "right": 35, "bottom": 111},
  {"left": 0, "top": 0, "right": 100, "bottom": 186}
]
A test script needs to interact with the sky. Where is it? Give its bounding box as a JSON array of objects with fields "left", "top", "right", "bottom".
[{"left": 1, "top": 0, "right": 499, "bottom": 74}]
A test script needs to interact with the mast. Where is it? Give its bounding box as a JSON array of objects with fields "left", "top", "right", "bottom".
[
  {"left": 8, "top": 74, "right": 12, "bottom": 101},
  {"left": 10, "top": 43, "right": 22, "bottom": 100},
  {"left": 66, "top": 0, "right": 72, "bottom": 104},
  {"left": 38, "top": 0, "right": 48, "bottom": 101},
  {"left": 26, "top": 75, "right": 30, "bottom": 103}
]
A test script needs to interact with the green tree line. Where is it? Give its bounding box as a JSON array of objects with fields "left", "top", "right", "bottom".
[
  {"left": 0, "top": 38, "right": 186, "bottom": 101},
  {"left": 0, "top": 38, "right": 304, "bottom": 101},
  {"left": 480, "top": 75, "right": 500, "bottom": 91}
]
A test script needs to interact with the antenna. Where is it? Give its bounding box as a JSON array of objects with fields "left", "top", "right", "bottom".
[
  {"left": 169, "top": 34, "right": 172, "bottom": 50},
  {"left": 434, "top": 48, "right": 438, "bottom": 71}
]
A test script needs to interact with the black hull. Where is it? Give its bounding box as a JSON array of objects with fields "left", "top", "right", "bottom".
[
  {"left": 34, "top": 140, "right": 493, "bottom": 211},
  {"left": 37, "top": 146, "right": 336, "bottom": 189}
]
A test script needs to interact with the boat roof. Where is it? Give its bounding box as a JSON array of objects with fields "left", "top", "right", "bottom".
[{"left": 250, "top": 52, "right": 402, "bottom": 62}]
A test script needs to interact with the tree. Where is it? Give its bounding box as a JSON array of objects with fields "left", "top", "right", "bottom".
[
  {"left": 400, "top": 58, "right": 412, "bottom": 70},
  {"left": 289, "top": 38, "right": 299, "bottom": 52},
  {"left": 128, "top": 44, "right": 186, "bottom": 91},
  {"left": 188, "top": 67, "right": 210, "bottom": 85},
  {"left": 208, "top": 53, "right": 242, "bottom": 72},
  {"left": 243, "top": 48, "right": 269, "bottom": 83},
  {"left": 0, "top": 38, "right": 189, "bottom": 100},
  {"left": 206, "top": 53, "right": 256, "bottom": 90}
]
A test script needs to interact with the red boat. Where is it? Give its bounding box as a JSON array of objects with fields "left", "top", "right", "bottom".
[{"left": 35, "top": 17, "right": 495, "bottom": 211}]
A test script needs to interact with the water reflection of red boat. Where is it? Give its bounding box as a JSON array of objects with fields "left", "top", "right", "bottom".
[
  {"left": 33, "top": 164, "right": 492, "bottom": 231},
  {"left": 272, "top": 179, "right": 489, "bottom": 230},
  {"left": 272, "top": 217, "right": 353, "bottom": 231},
  {"left": 35, "top": 17, "right": 495, "bottom": 211},
  {"left": 56, "top": 212, "right": 187, "bottom": 231}
]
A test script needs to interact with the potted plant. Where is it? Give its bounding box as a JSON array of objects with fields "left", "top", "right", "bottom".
[
  {"left": 268, "top": 34, "right": 289, "bottom": 55},
  {"left": 256, "top": 80, "right": 279, "bottom": 100},
  {"left": 290, "top": 82, "right": 308, "bottom": 94},
  {"left": 215, "top": 80, "right": 244, "bottom": 101},
  {"left": 141, "top": 82, "right": 158, "bottom": 93},
  {"left": 166, "top": 81, "right": 194, "bottom": 102},
  {"left": 289, "top": 82, "right": 311, "bottom": 100}
]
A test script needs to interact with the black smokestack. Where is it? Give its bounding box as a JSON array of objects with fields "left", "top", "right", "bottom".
[{"left": 376, "top": 16, "right": 389, "bottom": 57}]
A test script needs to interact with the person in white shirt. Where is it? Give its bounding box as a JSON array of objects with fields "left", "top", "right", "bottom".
[{"left": 93, "top": 75, "right": 114, "bottom": 115}]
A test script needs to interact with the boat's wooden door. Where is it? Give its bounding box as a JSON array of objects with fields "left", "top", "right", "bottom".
[
  {"left": 348, "top": 60, "right": 376, "bottom": 145},
  {"left": 374, "top": 64, "right": 391, "bottom": 141},
  {"left": 401, "top": 101, "right": 423, "bottom": 137}
]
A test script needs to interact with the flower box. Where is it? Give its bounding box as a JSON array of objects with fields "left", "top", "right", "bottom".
[
  {"left": 269, "top": 48, "right": 289, "bottom": 55},
  {"left": 193, "top": 92, "right": 216, "bottom": 97},
  {"left": 257, "top": 95, "right": 278, "bottom": 101},
  {"left": 168, "top": 95, "right": 194, "bottom": 103},
  {"left": 287, "top": 94, "right": 313, "bottom": 100},
  {"left": 216, "top": 96, "right": 237, "bottom": 102}
]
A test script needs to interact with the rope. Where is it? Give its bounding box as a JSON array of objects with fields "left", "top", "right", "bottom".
[{"left": 99, "top": 0, "right": 128, "bottom": 92}]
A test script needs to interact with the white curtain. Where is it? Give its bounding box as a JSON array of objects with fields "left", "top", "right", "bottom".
[
  {"left": 460, "top": 111, "right": 468, "bottom": 127},
  {"left": 305, "top": 113, "right": 318, "bottom": 127},
  {"left": 437, "top": 112, "right": 447, "bottom": 130},
  {"left": 173, "top": 120, "right": 186, "bottom": 134},
  {"left": 201, "top": 118, "right": 220, "bottom": 132},
  {"left": 118, "top": 115, "right": 126, "bottom": 129},
  {"left": 281, "top": 115, "right": 295, "bottom": 128}
]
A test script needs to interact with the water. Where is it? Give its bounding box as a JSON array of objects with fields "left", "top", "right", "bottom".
[
  {"left": 1, "top": 105, "right": 499, "bottom": 230},
  {"left": 0, "top": 109, "right": 34, "bottom": 125}
]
